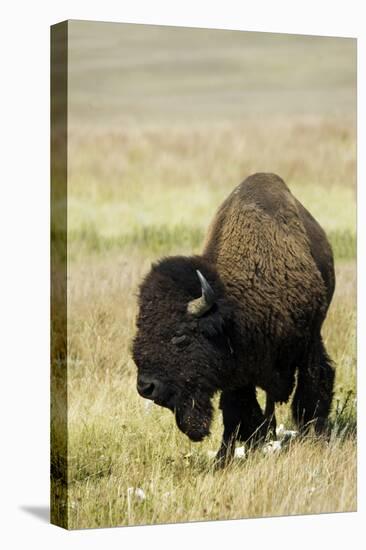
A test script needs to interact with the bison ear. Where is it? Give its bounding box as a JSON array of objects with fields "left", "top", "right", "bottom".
[
  {"left": 199, "top": 309, "right": 225, "bottom": 339},
  {"left": 187, "top": 270, "right": 216, "bottom": 317}
]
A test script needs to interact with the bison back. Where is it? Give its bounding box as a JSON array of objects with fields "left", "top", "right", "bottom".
[{"left": 203, "top": 173, "right": 333, "bottom": 337}]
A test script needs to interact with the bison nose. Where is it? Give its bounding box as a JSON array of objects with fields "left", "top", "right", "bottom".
[{"left": 137, "top": 376, "right": 161, "bottom": 400}]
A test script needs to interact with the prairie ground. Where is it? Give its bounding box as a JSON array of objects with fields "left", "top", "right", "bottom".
[
  {"left": 51, "top": 119, "right": 356, "bottom": 529},
  {"left": 51, "top": 22, "right": 356, "bottom": 529}
]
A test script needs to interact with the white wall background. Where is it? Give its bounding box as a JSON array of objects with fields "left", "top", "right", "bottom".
[{"left": 0, "top": 1, "right": 364, "bottom": 548}]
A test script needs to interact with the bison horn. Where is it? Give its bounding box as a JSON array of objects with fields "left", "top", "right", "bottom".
[{"left": 187, "top": 270, "right": 215, "bottom": 317}]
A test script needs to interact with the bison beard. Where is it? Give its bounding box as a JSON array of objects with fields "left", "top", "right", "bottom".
[
  {"left": 175, "top": 394, "right": 214, "bottom": 442},
  {"left": 132, "top": 173, "right": 336, "bottom": 465}
]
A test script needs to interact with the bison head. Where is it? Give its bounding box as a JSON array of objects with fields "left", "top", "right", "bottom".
[{"left": 132, "top": 256, "right": 235, "bottom": 442}]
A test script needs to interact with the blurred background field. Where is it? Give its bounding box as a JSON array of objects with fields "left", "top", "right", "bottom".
[{"left": 52, "top": 21, "right": 356, "bottom": 528}]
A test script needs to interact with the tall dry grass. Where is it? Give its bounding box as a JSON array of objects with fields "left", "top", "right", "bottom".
[{"left": 50, "top": 117, "right": 356, "bottom": 527}]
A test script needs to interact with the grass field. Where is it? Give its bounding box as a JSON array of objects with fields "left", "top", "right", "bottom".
[{"left": 51, "top": 22, "right": 356, "bottom": 529}]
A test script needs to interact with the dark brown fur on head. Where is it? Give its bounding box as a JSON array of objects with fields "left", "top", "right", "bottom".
[{"left": 132, "top": 256, "right": 235, "bottom": 441}]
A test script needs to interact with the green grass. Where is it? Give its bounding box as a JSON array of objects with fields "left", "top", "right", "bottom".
[{"left": 63, "top": 224, "right": 356, "bottom": 261}]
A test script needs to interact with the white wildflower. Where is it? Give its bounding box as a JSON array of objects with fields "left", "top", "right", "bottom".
[
  {"left": 144, "top": 400, "right": 153, "bottom": 414},
  {"left": 276, "top": 424, "right": 298, "bottom": 440},
  {"left": 127, "top": 487, "right": 146, "bottom": 501},
  {"left": 207, "top": 447, "right": 246, "bottom": 459},
  {"left": 263, "top": 440, "right": 282, "bottom": 455},
  {"left": 234, "top": 446, "right": 246, "bottom": 458},
  {"left": 276, "top": 424, "right": 286, "bottom": 437}
]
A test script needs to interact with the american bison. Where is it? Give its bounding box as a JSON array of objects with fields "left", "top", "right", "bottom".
[{"left": 132, "top": 173, "right": 335, "bottom": 464}]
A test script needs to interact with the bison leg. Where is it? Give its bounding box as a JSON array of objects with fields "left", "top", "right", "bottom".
[
  {"left": 291, "top": 338, "right": 335, "bottom": 434},
  {"left": 215, "top": 386, "right": 268, "bottom": 467}
]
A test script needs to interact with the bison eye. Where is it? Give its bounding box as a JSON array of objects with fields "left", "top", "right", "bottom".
[{"left": 171, "top": 334, "right": 188, "bottom": 347}]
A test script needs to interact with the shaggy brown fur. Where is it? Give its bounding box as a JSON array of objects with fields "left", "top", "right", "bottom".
[{"left": 132, "top": 173, "right": 335, "bottom": 464}]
